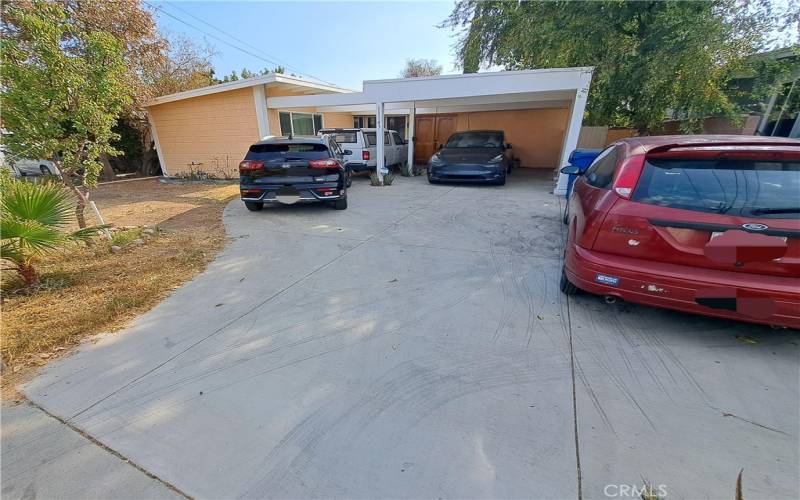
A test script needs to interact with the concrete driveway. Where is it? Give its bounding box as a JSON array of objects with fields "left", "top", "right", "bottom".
[{"left": 21, "top": 170, "right": 799, "bottom": 499}]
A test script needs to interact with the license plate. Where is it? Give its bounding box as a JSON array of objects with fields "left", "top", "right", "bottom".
[
  {"left": 710, "top": 231, "right": 786, "bottom": 242},
  {"left": 276, "top": 186, "right": 300, "bottom": 204},
  {"left": 595, "top": 274, "right": 620, "bottom": 287}
]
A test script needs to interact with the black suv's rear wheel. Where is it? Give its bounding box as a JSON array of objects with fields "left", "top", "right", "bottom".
[
  {"left": 244, "top": 201, "right": 263, "bottom": 211},
  {"left": 333, "top": 196, "right": 348, "bottom": 210},
  {"left": 560, "top": 268, "right": 579, "bottom": 295}
]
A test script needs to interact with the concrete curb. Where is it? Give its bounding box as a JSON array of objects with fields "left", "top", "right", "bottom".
[{"left": 159, "top": 177, "right": 237, "bottom": 186}]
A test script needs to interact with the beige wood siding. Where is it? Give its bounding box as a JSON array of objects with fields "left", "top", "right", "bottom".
[
  {"left": 149, "top": 88, "right": 259, "bottom": 177},
  {"left": 323, "top": 112, "right": 353, "bottom": 128},
  {"left": 454, "top": 108, "right": 570, "bottom": 168}
]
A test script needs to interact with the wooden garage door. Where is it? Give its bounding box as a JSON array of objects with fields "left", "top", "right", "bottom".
[{"left": 413, "top": 115, "right": 456, "bottom": 164}]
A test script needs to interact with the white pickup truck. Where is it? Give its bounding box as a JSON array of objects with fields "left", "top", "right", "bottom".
[{"left": 319, "top": 128, "right": 408, "bottom": 173}]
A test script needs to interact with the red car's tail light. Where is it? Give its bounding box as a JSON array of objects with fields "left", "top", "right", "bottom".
[
  {"left": 362, "top": 150, "right": 370, "bottom": 161},
  {"left": 239, "top": 160, "right": 264, "bottom": 173},
  {"left": 309, "top": 159, "right": 339, "bottom": 169},
  {"left": 612, "top": 154, "right": 645, "bottom": 199}
]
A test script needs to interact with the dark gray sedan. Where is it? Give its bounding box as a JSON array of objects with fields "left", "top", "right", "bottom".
[{"left": 427, "top": 130, "right": 513, "bottom": 185}]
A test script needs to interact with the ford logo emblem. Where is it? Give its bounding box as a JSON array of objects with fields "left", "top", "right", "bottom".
[{"left": 742, "top": 223, "right": 768, "bottom": 231}]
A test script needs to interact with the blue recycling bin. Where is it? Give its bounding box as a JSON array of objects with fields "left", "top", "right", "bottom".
[{"left": 565, "top": 149, "right": 601, "bottom": 198}]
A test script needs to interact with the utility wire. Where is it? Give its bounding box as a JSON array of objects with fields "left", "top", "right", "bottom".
[
  {"left": 162, "top": 1, "right": 335, "bottom": 86},
  {"left": 144, "top": 1, "right": 336, "bottom": 86}
]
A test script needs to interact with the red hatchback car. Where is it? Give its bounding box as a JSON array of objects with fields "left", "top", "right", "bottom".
[{"left": 561, "top": 135, "right": 800, "bottom": 330}]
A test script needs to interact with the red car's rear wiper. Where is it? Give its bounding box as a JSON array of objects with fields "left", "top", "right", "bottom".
[{"left": 749, "top": 207, "right": 800, "bottom": 215}]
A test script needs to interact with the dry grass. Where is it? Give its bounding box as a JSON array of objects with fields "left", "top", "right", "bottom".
[{"left": 1, "top": 178, "right": 239, "bottom": 395}]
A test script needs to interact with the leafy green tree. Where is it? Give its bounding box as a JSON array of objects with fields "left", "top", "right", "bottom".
[
  {"left": 446, "top": 0, "right": 799, "bottom": 132},
  {"left": 1, "top": 1, "right": 132, "bottom": 227},
  {"left": 0, "top": 175, "right": 104, "bottom": 285}
]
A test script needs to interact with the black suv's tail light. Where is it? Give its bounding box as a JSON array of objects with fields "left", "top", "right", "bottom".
[{"left": 239, "top": 160, "right": 264, "bottom": 173}]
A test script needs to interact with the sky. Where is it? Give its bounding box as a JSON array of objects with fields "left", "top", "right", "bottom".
[{"left": 149, "top": 1, "right": 463, "bottom": 90}]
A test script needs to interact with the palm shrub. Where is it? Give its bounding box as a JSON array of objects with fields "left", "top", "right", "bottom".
[{"left": 1, "top": 176, "right": 103, "bottom": 285}]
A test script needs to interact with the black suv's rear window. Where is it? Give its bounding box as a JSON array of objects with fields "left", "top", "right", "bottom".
[
  {"left": 247, "top": 143, "right": 330, "bottom": 160},
  {"left": 632, "top": 158, "right": 800, "bottom": 219}
]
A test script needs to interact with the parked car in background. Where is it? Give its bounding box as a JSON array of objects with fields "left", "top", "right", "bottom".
[
  {"left": 0, "top": 144, "right": 59, "bottom": 179},
  {"left": 239, "top": 135, "right": 350, "bottom": 211},
  {"left": 427, "top": 130, "right": 514, "bottom": 185},
  {"left": 318, "top": 128, "right": 407, "bottom": 174},
  {"left": 561, "top": 135, "right": 800, "bottom": 329}
]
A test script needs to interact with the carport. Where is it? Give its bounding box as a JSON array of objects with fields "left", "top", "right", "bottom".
[{"left": 264, "top": 68, "right": 593, "bottom": 195}]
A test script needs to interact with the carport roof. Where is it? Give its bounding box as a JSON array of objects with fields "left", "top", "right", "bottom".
[{"left": 266, "top": 67, "right": 594, "bottom": 110}]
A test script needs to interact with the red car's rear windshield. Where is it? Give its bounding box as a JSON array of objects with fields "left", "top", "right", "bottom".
[
  {"left": 247, "top": 143, "right": 330, "bottom": 160},
  {"left": 631, "top": 158, "right": 800, "bottom": 219}
]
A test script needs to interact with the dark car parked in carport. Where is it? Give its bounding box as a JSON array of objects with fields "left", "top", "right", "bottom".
[
  {"left": 239, "top": 135, "right": 351, "bottom": 211},
  {"left": 561, "top": 135, "right": 800, "bottom": 329},
  {"left": 427, "top": 130, "right": 514, "bottom": 185}
]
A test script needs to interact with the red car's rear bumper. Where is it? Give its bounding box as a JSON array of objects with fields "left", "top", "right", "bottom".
[{"left": 565, "top": 244, "right": 800, "bottom": 330}]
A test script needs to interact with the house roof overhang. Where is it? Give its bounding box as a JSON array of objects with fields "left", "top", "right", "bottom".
[{"left": 145, "top": 73, "right": 354, "bottom": 107}]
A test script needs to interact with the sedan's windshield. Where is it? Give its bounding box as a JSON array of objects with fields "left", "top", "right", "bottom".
[
  {"left": 445, "top": 132, "right": 503, "bottom": 149},
  {"left": 632, "top": 158, "right": 800, "bottom": 219}
]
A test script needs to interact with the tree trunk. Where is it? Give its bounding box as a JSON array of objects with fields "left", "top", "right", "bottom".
[
  {"left": 73, "top": 189, "right": 88, "bottom": 228},
  {"left": 140, "top": 124, "right": 160, "bottom": 176},
  {"left": 18, "top": 262, "right": 40, "bottom": 286},
  {"left": 141, "top": 145, "right": 156, "bottom": 176},
  {"left": 56, "top": 159, "right": 90, "bottom": 229},
  {"left": 99, "top": 153, "right": 116, "bottom": 182}
]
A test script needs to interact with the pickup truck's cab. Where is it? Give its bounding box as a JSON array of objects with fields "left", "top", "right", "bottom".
[{"left": 318, "top": 128, "right": 408, "bottom": 173}]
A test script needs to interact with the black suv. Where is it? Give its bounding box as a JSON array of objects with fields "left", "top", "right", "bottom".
[{"left": 239, "top": 136, "right": 351, "bottom": 211}]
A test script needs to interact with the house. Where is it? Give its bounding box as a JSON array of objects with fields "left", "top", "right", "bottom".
[{"left": 145, "top": 68, "right": 594, "bottom": 195}]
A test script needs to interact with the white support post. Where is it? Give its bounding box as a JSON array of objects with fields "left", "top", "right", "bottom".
[
  {"left": 554, "top": 87, "right": 589, "bottom": 196},
  {"left": 407, "top": 104, "right": 416, "bottom": 175},
  {"left": 253, "top": 85, "right": 270, "bottom": 139},
  {"left": 375, "top": 101, "right": 385, "bottom": 182}
]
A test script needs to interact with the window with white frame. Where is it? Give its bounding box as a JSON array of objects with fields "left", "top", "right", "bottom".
[
  {"left": 353, "top": 115, "right": 376, "bottom": 128},
  {"left": 279, "top": 111, "right": 324, "bottom": 136}
]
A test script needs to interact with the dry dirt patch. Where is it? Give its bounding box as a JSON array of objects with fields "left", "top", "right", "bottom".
[{"left": 1, "top": 178, "right": 239, "bottom": 395}]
